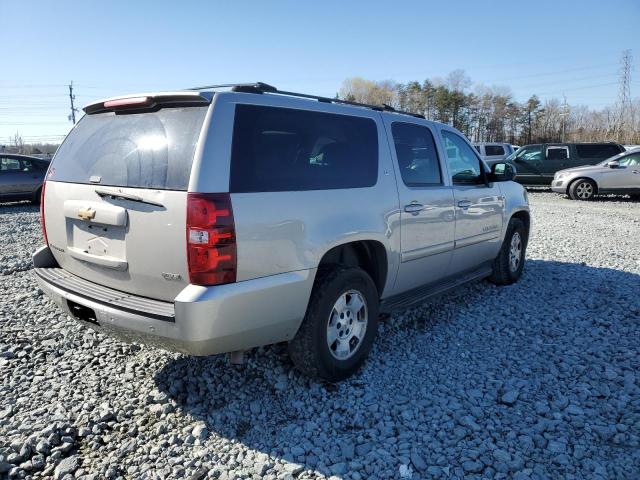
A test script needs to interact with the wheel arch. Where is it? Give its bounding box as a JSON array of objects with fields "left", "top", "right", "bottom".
[
  {"left": 567, "top": 176, "right": 599, "bottom": 196},
  {"left": 317, "top": 240, "right": 388, "bottom": 297},
  {"left": 510, "top": 209, "right": 531, "bottom": 245}
]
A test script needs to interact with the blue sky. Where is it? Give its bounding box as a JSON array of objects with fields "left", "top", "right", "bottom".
[{"left": 0, "top": 0, "right": 638, "bottom": 144}]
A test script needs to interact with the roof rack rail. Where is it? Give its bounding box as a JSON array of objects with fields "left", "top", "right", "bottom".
[{"left": 187, "top": 82, "right": 425, "bottom": 119}]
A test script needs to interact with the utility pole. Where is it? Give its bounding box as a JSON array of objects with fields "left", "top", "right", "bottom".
[
  {"left": 559, "top": 94, "right": 569, "bottom": 142},
  {"left": 617, "top": 50, "right": 632, "bottom": 143},
  {"left": 68, "top": 81, "right": 78, "bottom": 124}
]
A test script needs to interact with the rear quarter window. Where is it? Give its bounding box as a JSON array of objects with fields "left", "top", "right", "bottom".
[
  {"left": 229, "top": 105, "right": 378, "bottom": 193},
  {"left": 575, "top": 144, "right": 622, "bottom": 159},
  {"left": 485, "top": 145, "right": 505, "bottom": 156},
  {"left": 48, "top": 106, "right": 208, "bottom": 190}
]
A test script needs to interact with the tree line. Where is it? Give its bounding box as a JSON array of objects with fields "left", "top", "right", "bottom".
[{"left": 338, "top": 71, "right": 640, "bottom": 145}]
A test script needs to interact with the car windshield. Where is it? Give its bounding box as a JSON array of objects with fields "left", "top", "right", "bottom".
[{"left": 505, "top": 150, "right": 518, "bottom": 161}]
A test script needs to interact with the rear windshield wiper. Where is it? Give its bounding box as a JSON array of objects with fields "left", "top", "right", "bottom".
[{"left": 95, "top": 189, "right": 164, "bottom": 208}]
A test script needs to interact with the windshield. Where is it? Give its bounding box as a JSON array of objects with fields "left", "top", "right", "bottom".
[
  {"left": 505, "top": 150, "right": 518, "bottom": 161},
  {"left": 49, "top": 106, "right": 208, "bottom": 190}
]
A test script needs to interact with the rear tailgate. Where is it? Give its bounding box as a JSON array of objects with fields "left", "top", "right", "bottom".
[{"left": 43, "top": 96, "right": 210, "bottom": 301}]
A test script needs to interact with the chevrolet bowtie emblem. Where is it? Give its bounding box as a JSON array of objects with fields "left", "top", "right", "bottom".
[{"left": 77, "top": 207, "right": 96, "bottom": 221}]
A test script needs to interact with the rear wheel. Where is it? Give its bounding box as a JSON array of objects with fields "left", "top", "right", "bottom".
[
  {"left": 569, "top": 178, "right": 596, "bottom": 200},
  {"left": 31, "top": 187, "right": 42, "bottom": 205},
  {"left": 288, "top": 267, "right": 379, "bottom": 381},
  {"left": 488, "top": 217, "right": 527, "bottom": 285}
]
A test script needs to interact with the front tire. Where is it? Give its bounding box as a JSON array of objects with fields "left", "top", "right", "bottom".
[
  {"left": 488, "top": 217, "right": 527, "bottom": 285},
  {"left": 569, "top": 178, "right": 596, "bottom": 200},
  {"left": 288, "top": 267, "right": 379, "bottom": 382}
]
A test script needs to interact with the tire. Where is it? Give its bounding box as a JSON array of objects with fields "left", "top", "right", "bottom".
[
  {"left": 288, "top": 266, "right": 379, "bottom": 382},
  {"left": 568, "top": 178, "right": 596, "bottom": 200},
  {"left": 30, "top": 187, "right": 42, "bottom": 205},
  {"left": 488, "top": 217, "right": 527, "bottom": 286}
]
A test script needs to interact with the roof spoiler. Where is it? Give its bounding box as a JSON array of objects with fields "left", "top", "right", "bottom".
[{"left": 84, "top": 91, "right": 211, "bottom": 115}]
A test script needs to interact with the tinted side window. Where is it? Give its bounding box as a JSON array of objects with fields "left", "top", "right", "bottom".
[
  {"left": 391, "top": 122, "right": 441, "bottom": 186},
  {"left": 485, "top": 145, "right": 505, "bottom": 156},
  {"left": 516, "top": 145, "right": 543, "bottom": 161},
  {"left": 619, "top": 154, "right": 640, "bottom": 167},
  {"left": 230, "top": 105, "right": 378, "bottom": 192},
  {"left": 576, "top": 144, "right": 622, "bottom": 159},
  {"left": 21, "top": 160, "right": 34, "bottom": 171},
  {"left": 442, "top": 131, "right": 483, "bottom": 184},
  {"left": 546, "top": 146, "right": 569, "bottom": 160},
  {"left": 1, "top": 157, "right": 21, "bottom": 171}
]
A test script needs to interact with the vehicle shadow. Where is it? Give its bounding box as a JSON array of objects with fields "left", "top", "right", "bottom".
[
  {"left": 154, "top": 259, "right": 640, "bottom": 478},
  {"left": 0, "top": 200, "right": 39, "bottom": 210}
]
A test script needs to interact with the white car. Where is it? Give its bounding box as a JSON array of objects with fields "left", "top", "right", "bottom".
[{"left": 551, "top": 149, "right": 640, "bottom": 200}]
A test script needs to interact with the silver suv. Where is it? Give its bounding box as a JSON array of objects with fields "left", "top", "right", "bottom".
[
  {"left": 33, "top": 83, "right": 531, "bottom": 381},
  {"left": 472, "top": 142, "right": 516, "bottom": 165}
]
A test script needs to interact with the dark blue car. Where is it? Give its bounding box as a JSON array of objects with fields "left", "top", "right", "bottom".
[{"left": 0, "top": 154, "right": 49, "bottom": 203}]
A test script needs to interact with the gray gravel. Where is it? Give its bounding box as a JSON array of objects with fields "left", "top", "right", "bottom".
[{"left": 1, "top": 192, "right": 639, "bottom": 480}]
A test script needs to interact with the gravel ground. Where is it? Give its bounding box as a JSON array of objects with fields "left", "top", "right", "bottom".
[{"left": 1, "top": 191, "right": 639, "bottom": 480}]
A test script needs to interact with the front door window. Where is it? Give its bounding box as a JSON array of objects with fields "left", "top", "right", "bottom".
[{"left": 441, "top": 131, "right": 484, "bottom": 185}]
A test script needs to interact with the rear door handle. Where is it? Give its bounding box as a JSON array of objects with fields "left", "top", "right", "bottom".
[
  {"left": 458, "top": 200, "right": 472, "bottom": 209},
  {"left": 633, "top": 170, "right": 640, "bottom": 175},
  {"left": 404, "top": 203, "right": 424, "bottom": 215}
]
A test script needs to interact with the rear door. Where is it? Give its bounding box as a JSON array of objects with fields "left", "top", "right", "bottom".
[
  {"left": 541, "top": 144, "right": 571, "bottom": 181},
  {"left": 0, "top": 156, "right": 35, "bottom": 195},
  {"left": 384, "top": 119, "right": 455, "bottom": 293},
  {"left": 44, "top": 97, "right": 210, "bottom": 301},
  {"left": 16, "top": 158, "right": 44, "bottom": 193}
]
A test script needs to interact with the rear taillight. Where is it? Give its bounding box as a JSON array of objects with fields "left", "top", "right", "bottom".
[
  {"left": 40, "top": 181, "right": 48, "bottom": 246},
  {"left": 186, "top": 193, "right": 236, "bottom": 286}
]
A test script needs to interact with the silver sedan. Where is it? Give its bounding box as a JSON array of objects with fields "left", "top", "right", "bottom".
[{"left": 551, "top": 149, "right": 640, "bottom": 200}]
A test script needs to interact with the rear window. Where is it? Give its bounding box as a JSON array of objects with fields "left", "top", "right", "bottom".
[
  {"left": 48, "top": 106, "right": 208, "bottom": 190},
  {"left": 391, "top": 122, "right": 442, "bottom": 186},
  {"left": 575, "top": 144, "right": 621, "bottom": 159},
  {"left": 230, "top": 105, "right": 378, "bottom": 193},
  {"left": 485, "top": 145, "right": 505, "bottom": 156}
]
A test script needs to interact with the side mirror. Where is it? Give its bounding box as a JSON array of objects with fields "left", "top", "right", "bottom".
[
  {"left": 607, "top": 160, "right": 620, "bottom": 169},
  {"left": 489, "top": 162, "right": 516, "bottom": 182}
]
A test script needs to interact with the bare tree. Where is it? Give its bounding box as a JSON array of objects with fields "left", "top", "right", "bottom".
[{"left": 11, "top": 132, "right": 25, "bottom": 154}]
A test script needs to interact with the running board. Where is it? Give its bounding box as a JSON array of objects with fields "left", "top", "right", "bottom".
[{"left": 380, "top": 263, "right": 493, "bottom": 314}]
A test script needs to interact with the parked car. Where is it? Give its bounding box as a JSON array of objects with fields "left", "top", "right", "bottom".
[
  {"left": 551, "top": 148, "right": 640, "bottom": 200},
  {"left": 33, "top": 82, "right": 530, "bottom": 381},
  {"left": 505, "top": 142, "right": 625, "bottom": 185},
  {"left": 0, "top": 154, "right": 49, "bottom": 203},
  {"left": 472, "top": 142, "right": 515, "bottom": 164}
]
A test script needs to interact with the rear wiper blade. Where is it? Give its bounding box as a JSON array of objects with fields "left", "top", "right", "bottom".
[{"left": 95, "top": 189, "right": 164, "bottom": 208}]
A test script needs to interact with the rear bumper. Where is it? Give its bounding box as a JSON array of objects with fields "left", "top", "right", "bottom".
[{"left": 33, "top": 247, "right": 315, "bottom": 355}]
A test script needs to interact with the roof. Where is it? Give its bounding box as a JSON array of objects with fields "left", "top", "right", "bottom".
[{"left": 83, "top": 82, "right": 425, "bottom": 120}]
